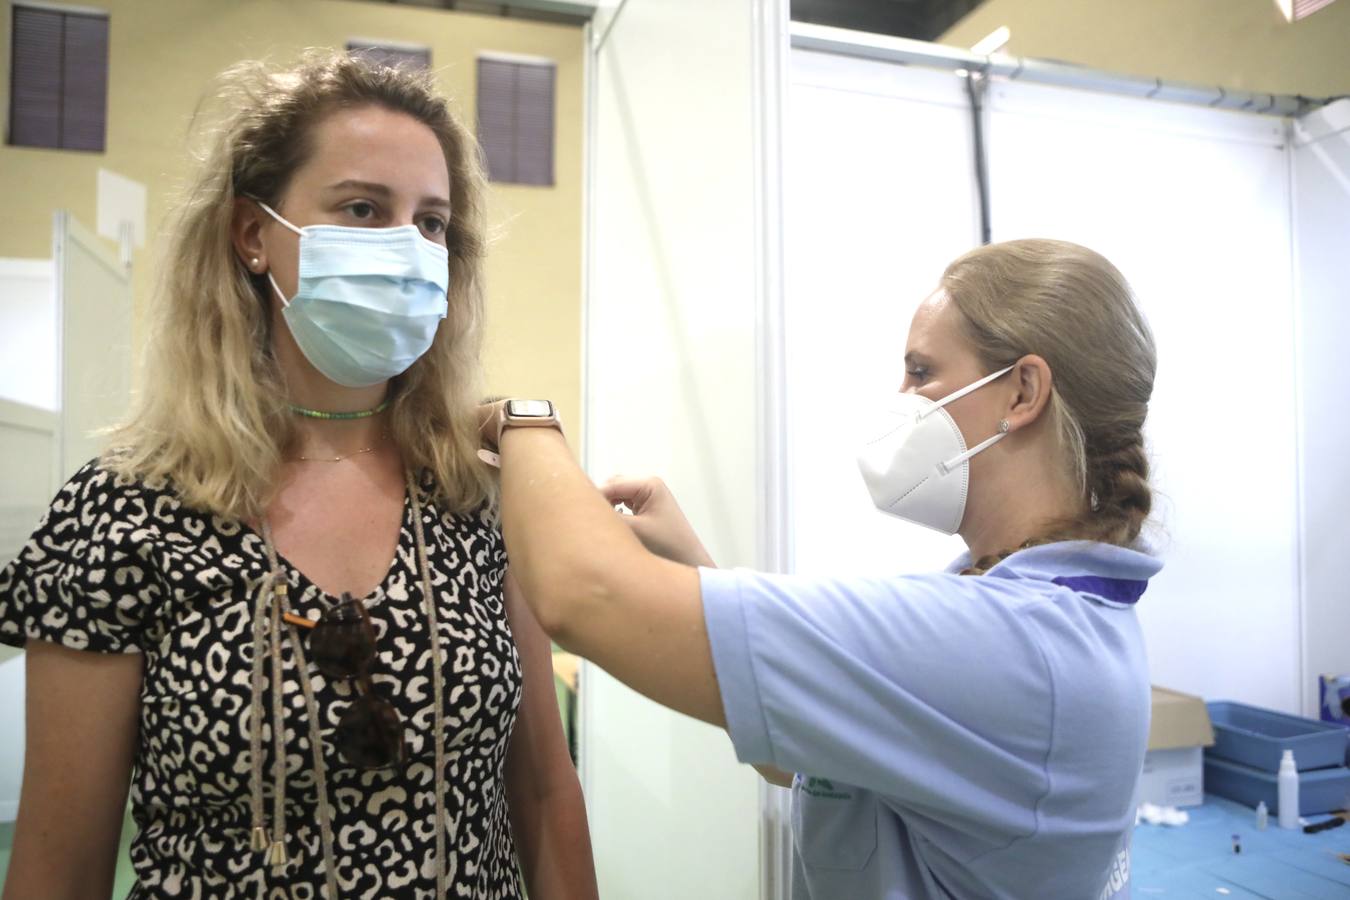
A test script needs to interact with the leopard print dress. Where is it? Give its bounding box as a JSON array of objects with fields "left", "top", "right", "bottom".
[{"left": 0, "top": 461, "right": 525, "bottom": 899}]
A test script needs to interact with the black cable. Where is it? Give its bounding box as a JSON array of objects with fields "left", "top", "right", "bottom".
[
  {"left": 965, "top": 70, "right": 991, "bottom": 246},
  {"left": 1303, "top": 815, "right": 1346, "bottom": 834}
]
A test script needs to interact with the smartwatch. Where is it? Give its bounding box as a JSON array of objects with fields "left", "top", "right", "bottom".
[{"left": 495, "top": 399, "right": 564, "bottom": 448}]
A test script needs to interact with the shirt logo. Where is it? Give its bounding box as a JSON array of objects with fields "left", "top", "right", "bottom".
[
  {"left": 1098, "top": 848, "right": 1130, "bottom": 899},
  {"left": 800, "top": 776, "right": 853, "bottom": 800}
]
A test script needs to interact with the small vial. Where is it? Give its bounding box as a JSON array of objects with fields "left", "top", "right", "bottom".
[
  {"left": 1231, "top": 833, "right": 1241, "bottom": 854},
  {"left": 1255, "top": 801, "right": 1268, "bottom": 830}
]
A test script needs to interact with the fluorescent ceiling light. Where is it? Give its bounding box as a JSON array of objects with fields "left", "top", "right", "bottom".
[
  {"left": 970, "top": 26, "right": 1011, "bottom": 56},
  {"left": 1275, "top": 0, "right": 1338, "bottom": 21}
]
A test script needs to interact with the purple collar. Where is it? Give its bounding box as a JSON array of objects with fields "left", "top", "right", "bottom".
[{"left": 1050, "top": 575, "right": 1148, "bottom": 606}]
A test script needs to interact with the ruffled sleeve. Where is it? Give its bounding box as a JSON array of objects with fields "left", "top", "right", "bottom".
[{"left": 0, "top": 461, "right": 163, "bottom": 653}]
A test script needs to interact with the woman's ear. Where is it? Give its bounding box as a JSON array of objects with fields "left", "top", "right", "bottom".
[
  {"left": 231, "top": 198, "right": 268, "bottom": 275},
  {"left": 1004, "top": 355, "right": 1054, "bottom": 432}
]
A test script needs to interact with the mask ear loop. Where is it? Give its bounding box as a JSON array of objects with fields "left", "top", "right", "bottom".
[
  {"left": 253, "top": 199, "right": 305, "bottom": 236},
  {"left": 937, "top": 418, "right": 1009, "bottom": 475},
  {"left": 916, "top": 363, "right": 1016, "bottom": 421},
  {"left": 251, "top": 200, "right": 303, "bottom": 309},
  {"left": 266, "top": 273, "right": 293, "bottom": 310}
]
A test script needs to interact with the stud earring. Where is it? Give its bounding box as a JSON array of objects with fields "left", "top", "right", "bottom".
[
  {"left": 998, "top": 419, "right": 1010, "bottom": 433},
  {"left": 250, "top": 257, "right": 260, "bottom": 271}
]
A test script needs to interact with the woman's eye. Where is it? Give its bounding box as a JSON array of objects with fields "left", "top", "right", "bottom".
[
  {"left": 345, "top": 201, "right": 376, "bottom": 220},
  {"left": 906, "top": 368, "right": 929, "bottom": 384},
  {"left": 420, "top": 215, "right": 447, "bottom": 236}
]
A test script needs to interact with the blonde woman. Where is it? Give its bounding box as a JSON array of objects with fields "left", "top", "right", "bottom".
[
  {"left": 484, "top": 240, "right": 1157, "bottom": 900},
  {"left": 0, "top": 53, "right": 596, "bottom": 899}
]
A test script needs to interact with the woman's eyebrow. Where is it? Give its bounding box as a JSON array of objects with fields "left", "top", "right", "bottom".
[
  {"left": 324, "top": 179, "right": 450, "bottom": 211},
  {"left": 325, "top": 179, "right": 391, "bottom": 196}
]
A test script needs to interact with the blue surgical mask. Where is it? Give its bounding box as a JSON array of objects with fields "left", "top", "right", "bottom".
[{"left": 257, "top": 201, "right": 450, "bottom": 388}]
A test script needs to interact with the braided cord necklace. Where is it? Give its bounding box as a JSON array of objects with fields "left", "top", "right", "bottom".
[{"left": 248, "top": 470, "right": 449, "bottom": 896}]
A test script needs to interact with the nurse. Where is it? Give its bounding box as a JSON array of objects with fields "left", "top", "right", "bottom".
[{"left": 484, "top": 238, "right": 1157, "bottom": 899}]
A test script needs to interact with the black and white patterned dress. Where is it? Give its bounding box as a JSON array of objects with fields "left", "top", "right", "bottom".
[{"left": 0, "top": 461, "right": 525, "bottom": 899}]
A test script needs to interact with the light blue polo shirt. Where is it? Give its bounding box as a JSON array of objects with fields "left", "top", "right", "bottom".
[{"left": 701, "top": 541, "right": 1159, "bottom": 900}]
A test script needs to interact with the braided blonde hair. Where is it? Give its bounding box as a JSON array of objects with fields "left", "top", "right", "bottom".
[{"left": 941, "top": 239, "right": 1157, "bottom": 575}]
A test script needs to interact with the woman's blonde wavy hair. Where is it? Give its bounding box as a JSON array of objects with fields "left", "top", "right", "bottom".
[
  {"left": 109, "top": 51, "right": 495, "bottom": 521},
  {"left": 940, "top": 239, "right": 1158, "bottom": 575}
]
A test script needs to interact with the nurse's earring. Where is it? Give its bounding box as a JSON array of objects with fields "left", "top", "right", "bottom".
[
  {"left": 249, "top": 257, "right": 261, "bottom": 272},
  {"left": 998, "top": 419, "right": 1010, "bottom": 434}
]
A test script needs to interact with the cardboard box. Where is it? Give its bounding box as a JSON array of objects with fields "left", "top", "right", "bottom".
[{"left": 1138, "top": 686, "right": 1215, "bottom": 807}]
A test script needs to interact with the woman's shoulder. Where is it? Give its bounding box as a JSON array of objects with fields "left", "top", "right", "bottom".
[
  {"left": 44, "top": 455, "right": 249, "bottom": 552},
  {"left": 49, "top": 455, "right": 187, "bottom": 526},
  {"left": 0, "top": 457, "right": 185, "bottom": 652}
]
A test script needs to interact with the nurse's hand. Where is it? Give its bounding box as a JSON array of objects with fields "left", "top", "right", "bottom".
[{"left": 601, "top": 476, "right": 716, "bottom": 569}]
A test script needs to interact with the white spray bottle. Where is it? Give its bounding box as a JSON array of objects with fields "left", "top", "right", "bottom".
[{"left": 1278, "top": 749, "right": 1300, "bottom": 829}]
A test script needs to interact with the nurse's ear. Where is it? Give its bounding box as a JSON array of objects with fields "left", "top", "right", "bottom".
[
  {"left": 230, "top": 197, "right": 269, "bottom": 276},
  {"left": 1002, "top": 355, "right": 1055, "bottom": 434}
]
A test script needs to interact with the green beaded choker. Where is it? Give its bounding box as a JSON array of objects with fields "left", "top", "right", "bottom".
[{"left": 288, "top": 398, "right": 391, "bottom": 420}]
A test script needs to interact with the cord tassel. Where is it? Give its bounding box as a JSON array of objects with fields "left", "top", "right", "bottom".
[
  {"left": 281, "top": 590, "right": 341, "bottom": 900},
  {"left": 409, "top": 471, "right": 450, "bottom": 897},
  {"left": 268, "top": 838, "right": 289, "bottom": 869},
  {"left": 248, "top": 567, "right": 275, "bottom": 857},
  {"left": 269, "top": 570, "right": 289, "bottom": 873}
]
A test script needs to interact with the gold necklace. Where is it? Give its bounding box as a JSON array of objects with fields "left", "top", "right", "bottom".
[{"left": 290, "top": 433, "right": 387, "bottom": 463}]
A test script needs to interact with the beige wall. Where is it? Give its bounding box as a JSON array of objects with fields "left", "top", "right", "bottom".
[
  {"left": 0, "top": 0, "right": 583, "bottom": 429},
  {"left": 942, "top": 0, "right": 1350, "bottom": 97}
]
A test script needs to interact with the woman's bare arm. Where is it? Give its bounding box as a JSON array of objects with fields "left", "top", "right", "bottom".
[
  {"left": 495, "top": 424, "right": 724, "bottom": 727},
  {"left": 3, "top": 641, "right": 142, "bottom": 900},
  {"left": 502, "top": 575, "right": 599, "bottom": 900}
]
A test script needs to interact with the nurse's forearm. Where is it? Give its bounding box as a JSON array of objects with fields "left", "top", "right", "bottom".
[{"left": 497, "top": 427, "right": 650, "bottom": 644}]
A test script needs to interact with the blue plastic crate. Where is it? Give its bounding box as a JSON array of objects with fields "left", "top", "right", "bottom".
[
  {"left": 1204, "top": 755, "right": 1350, "bottom": 815},
  {"left": 1205, "top": 701, "right": 1350, "bottom": 772}
]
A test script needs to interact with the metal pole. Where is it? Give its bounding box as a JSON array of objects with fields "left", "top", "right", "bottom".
[
  {"left": 791, "top": 22, "right": 1308, "bottom": 118},
  {"left": 964, "top": 71, "right": 991, "bottom": 245}
]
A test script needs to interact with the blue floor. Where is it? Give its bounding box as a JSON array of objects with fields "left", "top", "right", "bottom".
[
  {"left": 1132, "top": 795, "right": 1350, "bottom": 898},
  {"left": 7, "top": 792, "right": 1344, "bottom": 897}
]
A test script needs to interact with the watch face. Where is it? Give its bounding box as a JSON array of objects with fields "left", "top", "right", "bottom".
[{"left": 507, "top": 399, "right": 553, "bottom": 418}]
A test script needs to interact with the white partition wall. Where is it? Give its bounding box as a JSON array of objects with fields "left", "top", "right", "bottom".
[
  {"left": 0, "top": 398, "right": 57, "bottom": 820},
  {"left": 786, "top": 51, "right": 977, "bottom": 580},
  {"left": 0, "top": 259, "right": 57, "bottom": 412},
  {"left": 1292, "top": 99, "right": 1350, "bottom": 714},
  {"left": 983, "top": 82, "right": 1301, "bottom": 712},
  {"left": 56, "top": 212, "right": 133, "bottom": 480},
  {"left": 0, "top": 213, "right": 133, "bottom": 818},
  {"left": 0, "top": 399, "right": 58, "bottom": 575},
  {"left": 783, "top": 43, "right": 1313, "bottom": 715},
  {"left": 582, "top": 1, "right": 782, "bottom": 897}
]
